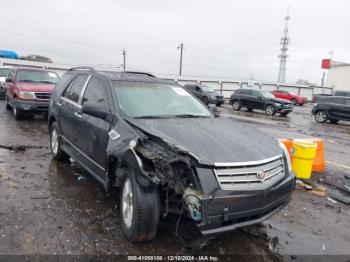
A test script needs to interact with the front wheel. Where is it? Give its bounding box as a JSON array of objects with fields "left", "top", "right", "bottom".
[
  {"left": 315, "top": 110, "right": 328, "bottom": 123},
  {"left": 12, "top": 99, "right": 23, "bottom": 120},
  {"left": 265, "top": 105, "right": 276, "bottom": 116},
  {"left": 232, "top": 100, "right": 241, "bottom": 111},
  {"left": 120, "top": 169, "right": 160, "bottom": 242},
  {"left": 50, "top": 122, "right": 69, "bottom": 161}
]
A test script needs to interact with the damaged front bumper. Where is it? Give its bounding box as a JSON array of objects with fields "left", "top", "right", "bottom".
[{"left": 194, "top": 167, "right": 295, "bottom": 236}]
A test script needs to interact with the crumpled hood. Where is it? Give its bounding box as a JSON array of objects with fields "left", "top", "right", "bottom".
[
  {"left": 17, "top": 82, "right": 55, "bottom": 92},
  {"left": 127, "top": 117, "right": 282, "bottom": 166}
]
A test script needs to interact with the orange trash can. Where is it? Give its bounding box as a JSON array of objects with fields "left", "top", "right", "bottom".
[
  {"left": 310, "top": 138, "right": 325, "bottom": 172},
  {"left": 278, "top": 138, "right": 293, "bottom": 159}
]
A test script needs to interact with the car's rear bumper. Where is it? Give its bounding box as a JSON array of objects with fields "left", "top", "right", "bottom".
[
  {"left": 16, "top": 99, "right": 50, "bottom": 112},
  {"left": 197, "top": 171, "right": 295, "bottom": 237}
]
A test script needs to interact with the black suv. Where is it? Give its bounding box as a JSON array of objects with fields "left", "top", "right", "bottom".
[
  {"left": 230, "top": 89, "right": 293, "bottom": 116},
  {"left": 183, "top": 84, "right": 225, "bottom": 106},
  {"left": 49, "top": 68, "right": 295, "bottom": 242},
  {"left": 312, "top": 96, "right": 350, "bottom": 123}
]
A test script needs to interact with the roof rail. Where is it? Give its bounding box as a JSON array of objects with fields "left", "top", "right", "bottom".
[
  {"left": 123, "top": 71, "right": 155, "bottom": 77},
  {"left": 68, "top": 66, "right": 95, "bottom": 72}
]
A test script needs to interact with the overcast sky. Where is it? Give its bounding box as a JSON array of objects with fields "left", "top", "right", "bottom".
[{"left": 1, "top": 0, "right": 350, "bottom": 83}]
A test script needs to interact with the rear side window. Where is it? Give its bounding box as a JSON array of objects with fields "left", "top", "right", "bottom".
[
  {"left": 327, "top": 98, "right": 344, "bottom": 104},
  {"left": 251, "top": 90, "right": 261, "bottom": 97},
  {"left": 82, "top": 77, "right": 108, "bottom": 108},
  {"left": 63, "top": 74, "right": 89, "bottom": 103}
]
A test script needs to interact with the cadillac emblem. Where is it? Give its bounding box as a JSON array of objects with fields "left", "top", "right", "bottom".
[{"left": 257, "top": 170, "right": 266, "bottom": 181}]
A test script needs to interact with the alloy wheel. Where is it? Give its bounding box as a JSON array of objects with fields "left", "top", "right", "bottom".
[
  {"left": 315, "top": 111, "right": 327, "bottom": 122},
  {"left": 51, "top": 128, "right": 59, "bottom": 155},
  {"left": 122, "top": 178, "right": 134, "bottom": 229}
]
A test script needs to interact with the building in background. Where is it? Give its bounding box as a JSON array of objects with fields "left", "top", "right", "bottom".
[{"left": 327, "top": 61, "right": 350, "bottom": 92}]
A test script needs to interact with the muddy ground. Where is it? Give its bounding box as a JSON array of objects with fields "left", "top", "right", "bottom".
[{"left": 0, "top": 100, "right": 349, "bottom": 260}]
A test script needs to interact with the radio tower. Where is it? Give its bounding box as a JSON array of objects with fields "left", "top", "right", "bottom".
[{"left": 277, "top": 8, "right": 290, "bottom": 83}]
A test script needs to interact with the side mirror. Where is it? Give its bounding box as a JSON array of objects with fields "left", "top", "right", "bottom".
[
  {"left": 258, "top": 96, "right": 263, "bottom": 100},
  {"left": 5, "top": 77, "right": 12, "bottom": 83},
  {"left": 82, "top": 102, "right": 109, "bottom": 120},
  {"left": 196, "top": 88, "right": 202, "bottom": 92}
]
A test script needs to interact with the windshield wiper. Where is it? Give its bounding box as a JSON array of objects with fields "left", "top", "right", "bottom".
[
  {"left": 18, "top": 80, "right": 36, "bottom": 82},
  {"left": 38, "top": 80, "right": 56, "bottom": 84},
  {"left": 133, "top": 115, "right": 171, "bottom": 119},
  {"left": 174, "top": 114, "right": 209, "bottom": 118}
]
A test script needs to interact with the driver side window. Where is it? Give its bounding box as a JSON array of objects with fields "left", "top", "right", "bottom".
[{"left": 82, "top": 77, "right": 108, "bottom": 109}]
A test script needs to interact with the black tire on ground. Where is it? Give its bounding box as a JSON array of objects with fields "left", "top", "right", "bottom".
[
  {"left": 12, "top": 99, "right": 23, "bottom": 120},
  {"left": 232, "top": 100, "right": 241, "bottom": 111},
  {"left": 329, "top": 119, "right": 339, "bottom": 124},
  {"left": 314, "top": 110, "right": 328, "bottom": 123},
  {"left": 201, "top": 96, "right": 209, "bottom": 105},
  {"left": 247, "top": 108, "right": 253, "bottom": 112},
  {"left": 280, "top": 113, "right": 289, "bottom": 117},
  {"left": 265, "top": 104, "right": 276, "bottom": 116},
  {"left": 120, "top": 168, "right": 160, "bottom": 242},
  {"left": 215, "top": 102, "right": 222, "bottom": 107},
  {"left": 49, "top": 122, "right": 69, "bottom": 161},
  {"left": 291, "top": 98, "right": 297, "bottom": 105},
  {"left": 5, "top": 94, "right": 11, "bottom": 110}
]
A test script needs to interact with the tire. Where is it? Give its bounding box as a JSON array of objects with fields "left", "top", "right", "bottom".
[
  {"left": 247, "top": 108, "right": 253, "bottom": 112},
  {"left": 120, "top": 169, "right": 160, "bottom": 242},
  {"left": 49, "top": 122, "right": 69, "bottom": 161},
  {"left": 215, "top": 102, "right": 222, "bottom": 107},
  {"left": 265, "top": 105, "right": 276, "bottom": 116},
  {"left": 291, "top": 98, "right": 297, "bottom": 105},
  {"left": 12, "top": 99, "right": 23, "bottom": 120},
  {"left": 329, "top": 119, "right": 339, "bottom": 124},
  {"left": 5, "top": 94, "right": 11, "bottom": 110},
  {"left": 232, "top": 100, "right": 241, "bottom": 111},
  {"left": 315, "top": 110, "right": 328, "bottom": 123},
  {"left": 201, "top": 96, "right": 209, "bottom": 105},
  {"left": 280, "top": 113, "right": 289, "bottom": 117}
]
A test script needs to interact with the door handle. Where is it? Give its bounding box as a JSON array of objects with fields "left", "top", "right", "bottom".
[{"left": 74, "top": 112, "right": 82, "bottom": 118}]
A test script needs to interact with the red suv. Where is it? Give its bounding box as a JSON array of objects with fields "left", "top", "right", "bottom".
[
  {"left": 4, "top": 67, "right": 59, "bottom": 120},
  {"left": 271, "top": 90, "right": 308, "bottom": 106}
]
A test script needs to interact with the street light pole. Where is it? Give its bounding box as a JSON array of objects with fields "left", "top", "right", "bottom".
[{"left": 178, "top": 43, "right": 183, "bottom": 75}]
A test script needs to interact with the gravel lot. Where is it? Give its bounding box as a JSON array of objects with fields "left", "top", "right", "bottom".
[{"left": 0, "top": 100, "right": 349, "bottom": 260}]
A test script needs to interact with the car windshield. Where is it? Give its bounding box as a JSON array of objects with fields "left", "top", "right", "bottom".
[
  {"left": 261, "top": 91, "right": 275, "bottom": 99},
  {"left": 0, "top": 68, "right": 10, "bottom": 77},
  {"left": 16, "top": 70, "right": 59, "bottom": 84},
  {"left": 200, "top": 85, "right": 216, "bottom": 92},
  {"left": 114, "top": 82, "right": 212, "bottom": 118}
]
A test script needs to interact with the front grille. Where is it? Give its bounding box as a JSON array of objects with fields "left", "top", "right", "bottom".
[
  {"left": 216, "top": 95, "right": 224, "bottom": 99},
  {"left": 214, "top": 156, "right": 285, "bottom": 190},
  {"left": 34, "top": 92, "right": 51, "bottom": 100}
]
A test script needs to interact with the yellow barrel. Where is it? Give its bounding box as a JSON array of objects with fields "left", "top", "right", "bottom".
[{"left": 292, "top": 139, "right": 318, "bottom": 179}]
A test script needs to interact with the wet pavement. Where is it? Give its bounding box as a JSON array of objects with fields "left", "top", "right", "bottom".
[{"left": 0, "top": 100, "right": 349, "bottom": 260}]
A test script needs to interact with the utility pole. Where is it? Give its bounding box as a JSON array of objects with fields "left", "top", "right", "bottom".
[
  {"left": 277, "top": 7, "right": 290, "bottom": 83},
  {"left": 178, "top": 43, "right": 183, "bottom": 75},
  {"left": 123, "top": 49, "right": 126, "bottom": 70}
]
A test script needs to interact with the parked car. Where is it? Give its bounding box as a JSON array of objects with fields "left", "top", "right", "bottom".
[
  {"left": 0, "top": 66, "right": 12, "bottom": 99},
  {"left": 0, "top": 50, "right": 19, "bottom": 59},
  {"left": 271, "top": 90, "right": 308, "bottom": 105},
  {"left": 4, "top": 67, "right": 59, "bottom": 119},
  {"left": 183, "top": 84, "right": 225, "bottom": 106},
  {"left": 312, "top": 94, "right": 332, "bottom": 103},
  {"left": 230, "top": 89, "right": 293, "bottom": 116},
  {"left": 21, "top": 55, "right": 53, "bottom": 63},
  {"left": 49, "top": 67, "right": 295, "bottom": 242},
  {"left": 334, "top": 90, "right": 350, "bottom": 97},
  {"left": 312, "top": 96, "right": 350, "bottom": 123}
]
